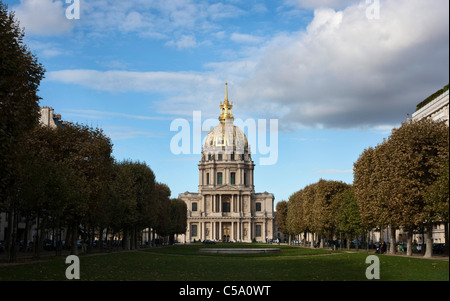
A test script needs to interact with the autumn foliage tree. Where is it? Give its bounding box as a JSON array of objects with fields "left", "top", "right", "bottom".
[
  {"left": 285, "top": 180, "right": 354, "bottom": 248},
  {"left": 354, "top": 118, "right": 449, "bottom": 257},
  {"left": 1, "top": 1, "right": 45, "bottom": 261},
  {"left": 275, "top": 200, "right": 288, "bottom": 241}
]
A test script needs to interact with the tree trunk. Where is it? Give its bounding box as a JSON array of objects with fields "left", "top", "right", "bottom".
[
  {"left": 9, "top": 208, "right": 19, "bottom": 263},
  {"left": 33, "top": 216, "right": 39, "bottom": 257},
  {"left": 366, "top": 231, "right": 369, "bottom": 252},
  {"left": 424, "top": 224, "right": 433, "bottom": 258},
  {"left": 5, "top": 208, "right": 12, "bottom": 261},
  {"left": 389, "top": 227, "right": 396, "bottom": 254},
  {"left": 131, "top": 227, "right": 136, "bottom": 250},
  {"left": 23, "top": 218, "right": 29, "bottom": 252},
  {"left": 123, "top": 227, "right": 130, "bottom": 250},
  {"left": 445, "top": 223, "right": 449, "bottom": 256},
  {"left": 406, "top": 229, "right": 413, "bottom": 256},
  {"left": 70, "top": 222, "right": 78, "bottom": 255}
]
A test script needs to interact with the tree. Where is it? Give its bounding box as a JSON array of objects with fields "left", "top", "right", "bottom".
[
  {"left": 127, "top": 161, "right": 156, "bottom": 249},
  {"left": 168, "top": 198, "right": 187, "bottom": 244},
  {"left": 388, "top": 119, "right": 449, "bottom": 257},
  {"left": 354, "top": 147, "right": 383, "bottom": 231},
  {"left": 354, "top": 118, "right": 449, "bottom": 257},
  {"left": 424, "top": 159, "right": 449, "bottom": 255},
  {"left": 311, "top": 179, "right": 350, "bottom": 248},
  {"left": 335, "top": 187, "right": 364, "bottom": 249},
  {"left": 19, "top": 123, "right": 113, "bottom": 255},
  {"left": 1, "top": 1, "right": 45, "bottom": 262},
  {"left": 153, "top": 183, "right": 171, "bottom": 242},
  {"left": 275, "top": 200, "right": 289, "bottom": 241}
]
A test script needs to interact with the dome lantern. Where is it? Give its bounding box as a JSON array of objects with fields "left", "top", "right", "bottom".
[{"left": 219, "top": 82, "right": 234, "bottom": 124}]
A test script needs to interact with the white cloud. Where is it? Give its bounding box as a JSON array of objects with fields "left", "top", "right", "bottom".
[
  {"left": 27, "top": 40, "right": 71, "bottom": 58},
  {"left": 44, "top": 0, "right": 449, "bottom": 131},
  {"left": 166, "top": 35, "right": 198, "bottom": 50},
  {"left": 63, "top": 109, "right": 165, "bottom": 120},
  {"left": 102, "top": 126, "right": 160, "bottom": 141},
  {"left": 292, "top": 0, "right": 356, "bottom": 10},
  {"left": 230, "top": 33, "right": 265, "bottom": 44},
  {"left": 69, "top": 0, "right": 243, "bottom": 40},
  {"left": 315, "top": 169, "right": 353, "bottom": 174},
  {"left": 13, "top": 0, "right": 73, "bottom": 36},
  {"left": 119, "top": 11, "right": 149, "bottom": 33},
  {"left": 47, "top": 69, "right": 220, "bottom": 93},
  {"left": 232, "top": 0, "right": 449, "bottom": 129}
]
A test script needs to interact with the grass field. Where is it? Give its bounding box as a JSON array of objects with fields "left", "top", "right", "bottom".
[{"left": 0, "top": 243, "right": 448, "bottom": 281}]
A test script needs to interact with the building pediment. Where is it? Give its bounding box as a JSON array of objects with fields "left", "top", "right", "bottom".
[{"left": 202, "top": 184, "right": 242, "bottom": 192}]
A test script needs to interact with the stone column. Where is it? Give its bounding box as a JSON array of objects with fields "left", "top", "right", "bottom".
[
  {"left": 201, "top": 222, "right": 205, "bottom": 241},
  {"left": 231, "top": 194, "right": 234, "bottom": 213},
  {"left": 232, "top": 221, "right": 235, "bottom": 242},
  {"left": 188, "top": 222, "right": 192, "bottom": 242},
  {"left": 239, "top": 222, "right": 242, "bottom": 241},
  {"left": 202, "top": 195, "right": 206, "bottom": 214},
  {"left": 262, "top": 220, "right": 266, "bottom": 243}
]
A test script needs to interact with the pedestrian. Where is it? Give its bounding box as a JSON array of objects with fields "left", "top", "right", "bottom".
[
  {"left": 380, "top": 241, "right": 386, "bottom": 254},
  {"left": 82, "top": 240, "right": 87, "bottom": 254}
]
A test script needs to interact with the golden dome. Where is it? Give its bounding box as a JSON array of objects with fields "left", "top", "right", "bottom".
[
  {"left": 203, "top": 82, "right": 248, "bottom": 153},
  {"left": 203, "top": 122, "right": 248, "bottom": 152}
]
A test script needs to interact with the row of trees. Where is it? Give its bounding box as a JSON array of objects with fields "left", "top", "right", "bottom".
[
  {"left": 1, "top": 2, "right": 187, "bottom": 262},
  {"left": 354, "top": 118, "right": 448, "bottom": 257},
  {"left": 277, "top": 118, "right": 449, "bottom": 257},
  {"left": 3, "top": 106, "right": 187, "bottom": 262},
  {"left": 276, "top": 179, "right": 362, "bottom": 249}
]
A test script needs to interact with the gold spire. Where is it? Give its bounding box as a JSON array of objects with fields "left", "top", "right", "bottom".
[
  {"left": 224, "top": 81, "right": 228, "bottom": 103},
  {"left": 219, "top": 81, "right": 233, "bottom": 123}
]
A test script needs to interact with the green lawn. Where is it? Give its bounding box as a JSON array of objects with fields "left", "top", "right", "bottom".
[{"left": 0, "top": 243, "right": 448, "bottom": 281}]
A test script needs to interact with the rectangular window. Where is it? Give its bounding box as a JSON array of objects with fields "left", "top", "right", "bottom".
[
  {"left": 231, "top": 153, "right": 235, "bottom": 160},
  {"left": 218, "top": 153, "right": 222, "bottom": 161},
  {"left": 191, "top": 224, "right": 198, "bottom": 237},
  {"left": 255, "top": 225, "right": 261, "bottom": 237},
  {"left": 241, "top": 154, "right": 245, "bottom": 160},
  {"left": 192, "top": 202, "right": 197, "bottom": 211},
  {"left": 206, "top": 173, "right": 209, "bottom": 185},
  {"left": 222, "top": 201, "right": 230, "bottom": 212},
  {"left": 256, "top": 202, "right": 261, "bottom": 211},
  {"left": 217, "top": 172, "right": 223, "bottom": 185},
  {"left": 230, "top": 172, "right": 235, "bottom": 185},
  {"left": 244, "top": 172, "right": 247, "bottom": 186},
  {"left": 208, "top": 154, "right": 212, "bottom": 161}
]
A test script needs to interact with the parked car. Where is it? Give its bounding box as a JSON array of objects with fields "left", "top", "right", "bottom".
[
  {"left": 202, "top": 240, "right": 216, "bottom": 244},
  {"left": 433, "top": 243, "right": 445, "bottom": 254},
  {"left": 43, "top": 239, "right": 55, "bottom": 251}
]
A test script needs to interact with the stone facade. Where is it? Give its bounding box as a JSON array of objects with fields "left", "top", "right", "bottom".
[
  {"left": 412, "top": 89, "right": 449, "bottom": 125},
  {"left": 178, "top": 84, "right": 275, "bottom": 243}
]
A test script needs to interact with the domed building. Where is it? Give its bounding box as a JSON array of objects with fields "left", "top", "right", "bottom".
[{"left": 179, "top": 83, "right": 275, "bottom": 243}]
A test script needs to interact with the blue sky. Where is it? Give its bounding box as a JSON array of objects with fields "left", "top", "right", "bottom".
[{"left": 5, "top": 0, "right": 449, "bottom": 205}]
